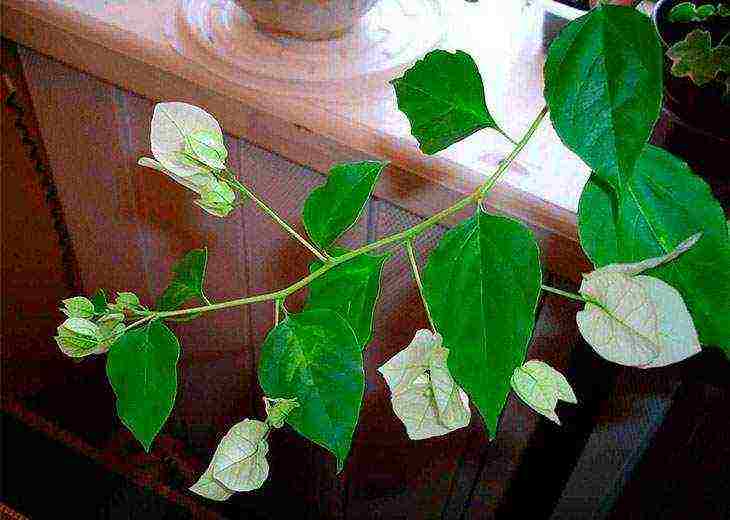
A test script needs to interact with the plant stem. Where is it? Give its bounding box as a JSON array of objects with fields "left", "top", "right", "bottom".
[
  {"left": 224, "top": 174, "right": 328, "bottom": 263},
  {"left": 541, "top": 284, "right": 586, "bottom": 303},
  {"left": 405, "top": 240, "right": 436, "bottom": 331},
  {"left": 150, "top": 106, "right": 548, "bottom": 320}
]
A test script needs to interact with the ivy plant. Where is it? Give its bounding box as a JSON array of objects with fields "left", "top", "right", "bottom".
[
  {"left": 665, "top": 2, "right": 730, "bottom": 92},
  {"left": 50, "top": 4, "right": 729, "bottom": 502}
]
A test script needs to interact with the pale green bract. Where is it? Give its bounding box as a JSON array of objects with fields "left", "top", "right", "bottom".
[
  {"left": 191, "top": 419, "right": 270, "bottom": 501},
  {"left": 193, "top": 178, "right": 236, "bottom": 218},
  {"left": 211, "top": 419, "right": 270, "bottom": 492},
  {"left": 577, "top": 234, "right": 702, "bottom": 367},
  {"left": 379, "top": 329, "right": 470, "bottom": 440},
  {"left": 55, "top": 317, "right": 102, "bottom": 358},
  {"left": 108, "top": 291, "right": 141, "bottom": 312},
  {"left": 511, "top": 360, "right": 577, "bottom": 425},
  {"left": 60, "top": 296, "right": 95, "bottom": 319}
]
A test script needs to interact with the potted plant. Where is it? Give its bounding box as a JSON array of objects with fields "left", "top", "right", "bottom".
[
  {"left": 653, "top": 0, "right": 729, "bottom": 138},
  {"left": 234, "top": 0, "right": 380, "bottom": 40}
]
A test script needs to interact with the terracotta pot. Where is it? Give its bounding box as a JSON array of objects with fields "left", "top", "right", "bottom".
[{"left": 234, "top": 0, "right": 380, "bottom": 40}]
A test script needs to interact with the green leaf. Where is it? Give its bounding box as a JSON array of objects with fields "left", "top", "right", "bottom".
[
  {"left": 423, "top": 210, "right": 542, "bottom": 437},
  {"left": 106, "top": 321, "right": 180, "bottom": 451},
  {"left": 91, "top": 289, "right": 108, "bottom": 314},
  {"left": 696, "top": 4, "right": 717, "bottom": 19},
  {"left": 667, "top": 30, "right": 730, "bottom": 86},
  {"left": 258, "top": 309, "right": 364, "bottom": 472},
  {"left": 578, "top": 145, "right": 730, "bottom": 351},
  {"left": 302, "top": 161, "right": 386, "bottom": 250},
  {"left": 304, "top": 248, "right": 389, "bottom": 348},
  {"left": 719, "top": 4, "right": 730, "bottom": 17},
  {"left": 390, "top": 49, "right": 508, "bottom": 155},
  {"left": 544, "top": 5, "right": 663, "bottom": 190},
  {"left": 156, "top": 249, "right": 209, "bottom": 315}
]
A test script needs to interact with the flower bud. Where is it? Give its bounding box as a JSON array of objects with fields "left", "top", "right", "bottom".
[
  {"left": 108, "top": 292, "right": 141, "bottom": 313},
  {"left": 194, "top": 178, "right": 236, "bottom": 218},
  {"left": 264, "top": 397, "right": 299, "bottom": 428},
  {"left": 60, "top": 296, "right": 95, "bottom": 319},
  {"left": 55, "top": 318, "right": 101, "bottom": 358}
]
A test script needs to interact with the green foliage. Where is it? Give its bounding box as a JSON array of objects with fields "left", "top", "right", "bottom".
[
  {"left": 423, "top": 210, "right": 542, "bottom": 437},
  {"left": 305, "top": 248, "right": 389, "bottom": 349},
  {"left": 91, "top": 289, "right": 108, "bottom": 314},
  {"left": 156, "top": 248, "right": 210, "bottom": 316},
  {"left": 578, "top": 145, "right": 730, "bottom": 351},
  {"left": 668, "top": 2, "right": 730, "bottom": 22},
  {"left": 390, "top": 49, "right": 508, "bottom": 154},
  {"left": 544, "top": 5, "right": 663, "bottom": 190},
  {"left": 667, "top": 29, "right": 730, "bottom": 86},
  {"left": 106, "top": 321, "right": 180, "bottom": 451},
  {"left": 258, "top": 309, "right": 364, "bottom": 472},
  {"left": 302, "top": 161, "right": 387, "bottom": 250}
]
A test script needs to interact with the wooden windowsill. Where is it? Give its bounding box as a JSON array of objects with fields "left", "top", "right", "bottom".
[{"left": 2, "top": 0, "right": 593, "bottom": 278}]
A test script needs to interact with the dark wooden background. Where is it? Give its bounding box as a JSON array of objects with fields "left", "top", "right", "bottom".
[{"left": 2, "top": 39, "right": 729, "bottom": 519}]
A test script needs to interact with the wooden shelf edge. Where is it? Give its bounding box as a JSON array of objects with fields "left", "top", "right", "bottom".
[{"left": 2, "top": 1, "right": 590, "bottom": 281}]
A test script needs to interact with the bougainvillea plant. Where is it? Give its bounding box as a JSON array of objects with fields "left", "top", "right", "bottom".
[{"left": 52, "top": 4, "right": 729, "bottom": 501}]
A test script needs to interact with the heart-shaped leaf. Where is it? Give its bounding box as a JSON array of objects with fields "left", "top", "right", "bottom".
[
  {"left": 302, "top": 161, "right": 386, "bottom": 250},
  {"left": 156, "top": 248, "right": 209, "bottom": 318},
  {"left": 391, "top": 49, "right": 508, "bottom": 154},
  {"left": 258, "top": 309, "right": 364, "bottom": 472},
  {"left": 578, "top": 145, "right": 730, "bottom": 351},
  {"left": 305, "top": 248, "right": 389, "bottom": 348},
  {"left": 544, "top": 5, "right": 663, "bottom": 190},
  {"left": 106, "top": 321, "right": 180, "bottom": 451},
  {"left": 423, "top": 211, "right": 542, "bottom": 438}
]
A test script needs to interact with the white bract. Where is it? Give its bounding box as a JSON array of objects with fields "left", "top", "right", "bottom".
[
  {"left": 511, "top": 360, "right": 576, "bottom": 425},
  {"left": 151, "top": 102, "right": 226, "bottom": 178},
  {"left": 191, "top": 419, "right": 270, "bottom": 500},
  {"left": 139, "top": 102, "right": 236, "bottom": 218},
  {"left": 379, "top": 329, "right": 470, "bottom": 440},
  {"left": 577, "top": 233, "right": 702, "bottom": 368}
]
